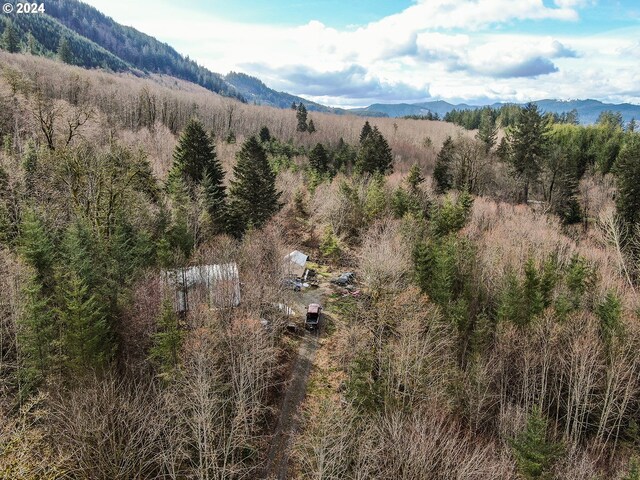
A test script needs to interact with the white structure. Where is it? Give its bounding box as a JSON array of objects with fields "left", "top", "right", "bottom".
[
  {"left": 284, "top": 250, "right": 308, "bottom": 279},
  {"left": 163, "top": 263, "right": 240, "bottom": 313}
]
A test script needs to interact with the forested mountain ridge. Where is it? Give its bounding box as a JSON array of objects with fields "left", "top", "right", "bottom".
[
  {"left": 0, "top": 0, "right": 244, "bottom": 99},
  {"left": 351, "top": 98, "right": 640, "bottom": 124},
  {"left": 1, "top": 1, "right": 381, "bottom": 114}
]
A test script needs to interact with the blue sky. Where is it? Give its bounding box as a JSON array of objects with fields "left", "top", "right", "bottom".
[{"left": 83, "top": 0, "right": 640, "bottom": 107}]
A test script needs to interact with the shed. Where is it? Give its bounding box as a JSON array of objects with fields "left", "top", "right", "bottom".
[
  {"left": 284, "top": 250, "right": 309, "bottom": 279},
  {"left": 163, "top": 263, "right": 240, "bottom": 313}
]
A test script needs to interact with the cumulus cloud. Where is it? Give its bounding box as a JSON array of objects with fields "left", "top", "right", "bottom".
[{"left": 478, "top": 57, "right": 559, "bottom": 78}]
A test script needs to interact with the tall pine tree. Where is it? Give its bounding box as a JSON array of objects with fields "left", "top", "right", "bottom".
[
  {"left": 1, "top": 19, "right": 20, "bottom": 53},
  {"left": 507, "top": 103, "right": 549, "bottom": 203},
  {"left": 476, "top": 108, "right": 497, "bottom": 152},
  {"left": 19, "top": 209, "right": 56, "bottom": 293},
  {"left": 355, "top": 127, "right": 393, "bottom": 175},
  {"left": 57, "top": 37, "right": 73, "bottom": 64},
  {"left": 360, "top": 121, "right": 373, "bottom": 144},
  {"left": 169, "top": 119, "right": 226, "bottom": 231},
  {"left": 227, "top": 136, "right": 282, "bottom": 237},
  {"left": 169, "top": 118, "right": 224, "bottom": 194},
  {"left": 18, "top": 275, "right": 58, "bottom": 393},
  {"left": 308, "top": 143, "right": 329, "bottom": 174},
  {"left": 296, "top": 103, "right": 308, "bottom": 132},
  {"left": 433, "top": 136, "right": 455, "bottom": 194},
  {"left": 57, "top": 271, "right": 112, "bottom": 376}
]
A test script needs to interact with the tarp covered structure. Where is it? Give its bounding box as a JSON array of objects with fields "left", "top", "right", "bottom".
[{"left": 163, "top": 263, "right": 240, "bottom": 312}]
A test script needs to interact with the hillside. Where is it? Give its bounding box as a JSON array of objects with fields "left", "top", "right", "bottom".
[
  {"left": 1, "top": 0, "right": 243, "bottom": 99},
  {"left": 2, "top": 47, "right": 640, "bottom": 479},
  {"left": 225, "top": 71, "right": 387, "bottom": 116},
  {"left": 1, "top": 1, "right": 390, "bottom": 115},
  {"left": 351, "top": 98, "right": 640, "bottom": 124}
]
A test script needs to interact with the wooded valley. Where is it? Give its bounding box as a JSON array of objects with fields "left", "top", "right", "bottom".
[{"left": 1, "top": 48, "right": 640, "bottom": 480}]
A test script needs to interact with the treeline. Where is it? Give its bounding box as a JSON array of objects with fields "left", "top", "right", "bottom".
[{"left": 444, "top": 104, "right": 582, "bottom": 130}]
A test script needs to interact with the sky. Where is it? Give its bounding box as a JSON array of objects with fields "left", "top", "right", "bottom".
[{"left": 82, "top": 0, "right": 640, "bottom": 107}]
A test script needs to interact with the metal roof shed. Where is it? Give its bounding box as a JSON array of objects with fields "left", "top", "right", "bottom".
[
  {"left": 163, "top": 263, "right": 240, "bottom": 313},
  {"left": 284, "top": 250, "right": 309, "bottom": 279}
]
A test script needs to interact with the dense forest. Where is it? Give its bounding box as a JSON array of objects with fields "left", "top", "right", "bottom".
[{"left": 1, "top": 42, "right": 640, "bottom": 480}]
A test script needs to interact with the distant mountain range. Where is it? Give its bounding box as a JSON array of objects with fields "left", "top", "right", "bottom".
[
  {"left": 1, "top": 2, "right": 638, "bottom": 125},
  {"left": 349, "top": 99, "right": 640, "bottom": 125}
]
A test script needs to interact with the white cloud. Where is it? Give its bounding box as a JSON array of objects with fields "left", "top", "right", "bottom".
[{"left": 82, "top": 0, "right": 640, "bottom": 106}]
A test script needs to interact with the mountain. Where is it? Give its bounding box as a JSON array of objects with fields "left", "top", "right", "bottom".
[
  {"left": 1, "top": 2, "right": 386, "bottom": 116},
  {"left": 351, "top": 99, "right": 640, "bottom": 125},
  {"left": 224, "top": 72, "right": 387, "bottom": 116},
  {"left": 1, "top": 1, "right": 243, "bottom": 100}
]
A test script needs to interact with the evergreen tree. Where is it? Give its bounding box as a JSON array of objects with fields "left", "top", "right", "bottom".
[
  {"left": 296, "top": 103, "right": 308, "bottom": 132},
  {"left": 496, "top": 136, "right": 510, "bottom": 161},
  {"left": 510, "top": 408, "right": 562, "bottom": 479},
  {"left": 169, "top": 118, "right": 223, "bottom": 195},
  {"left": 333, "top": 138, "right": 356, "bottom": 173},
  {"left": 359, "top": 121, "right": 373, "bottom": 145},
  {"left": 259, "top": 125, "right": 271, "bottom": 143},
  {"left": 57, "top": 36, "right": 73, "bottom": 64},
  {"left": 433, "top": 136, "right": 455, "bottom": 194},
  {"left": 507, "top": 103, "right": 550, "bottom": 203},
  {"left": 308, "top": 143, "right": 329, "bottom": 174},
  {"left": 1, "top": 19, "right": 20, "bottom": 53},
  {"left": 597, "top": 291, "right": 622, "bottom": 351},
  {"left": 307, "top": 119, "right": 316, "bottom": 134},
  {"left": 18, "top": 276, "right": 58, "bottom": 392},
  {"left": 355, "top": 127, "right": 393, "bottom": 175},
  {"left": 26, "top": 31, "right": 37, "bottom": 55},
  {"left": 58, "top": 271, "right": 112, "bottom": 376},
  {"left": 150, "top": 296, "right": 183, "bottom": 380},
  {"left": 19, "top": 209, "right": 56, "bottom": 292},
  {"left": 365, "top": 173, "right": 387, "bottom": 220},
  {"left": 613, "top": 135, "right": 640, "bottom": 228},
  {"left": 166, "top": 175, "right": 195, "bottom": 258},
  {"left": 290, "top": 101, "right": 297, "bottom": 110},
  {"left": 406, "top": 164, "right": 425, "bottom": 192},
  {"left": 201, "top": 166, "right": 227, "bottom": 233},
  {"left": 227, "top": 136, "right": 282, "bottom": 237},
  {"left": 319, "top": 226, "right": 341, "bottom": 261},
  {"left": 476, "top": 108, "right": 497, "bottom": 152}
]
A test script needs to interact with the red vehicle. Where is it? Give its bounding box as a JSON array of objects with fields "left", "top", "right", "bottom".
[{"left": 305, "top": 303, "right": 322, "bottom": 330}]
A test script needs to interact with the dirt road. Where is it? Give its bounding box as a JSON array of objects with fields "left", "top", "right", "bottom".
[{"left": 263, "top": 286, "right": 326, "bottom": 479}]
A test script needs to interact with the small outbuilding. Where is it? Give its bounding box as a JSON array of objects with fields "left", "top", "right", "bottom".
[
  {"left": 283, "top": 250, "right": 309, "bottom": 279},
  {"left": 163, "top": 263, "right": 240, "bottom": 313}
]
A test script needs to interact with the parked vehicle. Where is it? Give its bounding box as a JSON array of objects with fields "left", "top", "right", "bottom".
[
  {"left": 331, "top": 272, "right": 355, "bottom": 286},
  {"left": 305, "top": 303, "right": 322, "bottom": 330}
]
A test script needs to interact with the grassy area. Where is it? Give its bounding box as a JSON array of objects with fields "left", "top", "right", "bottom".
[
  {"left": 305, "top": 261, "right": 333, "bottom": 278},
  {"left": 326, "top": 292, "right": 360, "bottom": 321}
]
